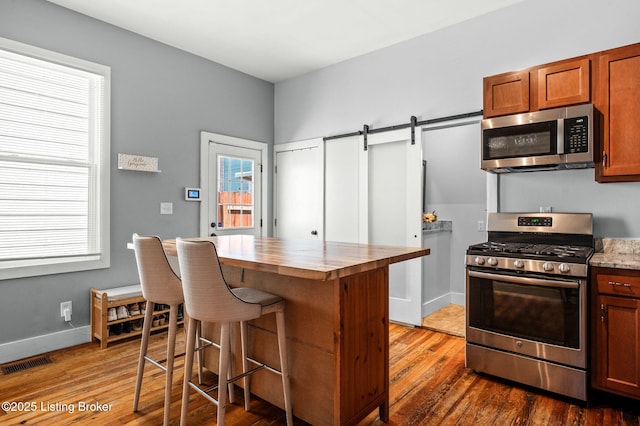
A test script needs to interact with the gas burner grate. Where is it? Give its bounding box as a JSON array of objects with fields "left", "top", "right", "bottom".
[{"left": 468, "top": 241, "right": 593, "bottom": 261}]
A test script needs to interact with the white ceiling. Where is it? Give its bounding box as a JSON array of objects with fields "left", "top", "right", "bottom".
[{"left": 46, "top": 0, "right": 522, "bottom": 83}]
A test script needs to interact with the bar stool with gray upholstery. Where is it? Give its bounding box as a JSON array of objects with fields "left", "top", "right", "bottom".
[
  {"left": 131, "top": 233, "right": 185, "bottom": 426},
  {"left": 176, "top": 237, "right": 293, "bottom": 426}
]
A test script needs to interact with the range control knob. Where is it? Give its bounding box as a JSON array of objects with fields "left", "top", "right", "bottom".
[
  {"left": 514, "top": 260, "right": 524, "bottom": 268},
  {"left": 487, "top": 257, "right": 498, "bottom": 266},
  {"left": 542, "top": 262, "right": 554, "bottom": 272},
  {"left": 558, "top": 263, "right": 570, "bottom": 273},
  {"left": 474, "top": 256, "right": 485, "bottom": 265}
]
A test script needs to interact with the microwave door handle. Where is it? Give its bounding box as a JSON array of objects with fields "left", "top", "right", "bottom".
[
  {"left": 557, "top": 118, "right": 565, "bottom": 155},
  {"left": 468, "top": 270, "right": 580, "bottom": 289}
]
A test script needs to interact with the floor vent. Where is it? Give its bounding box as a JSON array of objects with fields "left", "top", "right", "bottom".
[{"left": 1, "top": 355, "right": 52, "bottom": 375}]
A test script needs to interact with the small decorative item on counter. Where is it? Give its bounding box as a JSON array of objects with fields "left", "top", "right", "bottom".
[{"left": 423, "top": 211, "right": 437, "bottom": 223}]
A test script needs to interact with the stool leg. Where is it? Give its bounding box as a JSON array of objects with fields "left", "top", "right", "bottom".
[
  {"left": 227, "top": 358, "right": 236, "bottom": 405},
  {"left": 275, "top": 310, "right": 293, "bottom": 426},
  {"left": 240, "top": 320, "right": 251, "bottom": 411},
  {"left": 196, "top": 320, "right": 203, "bottom": 385},
  {"left": 227, "top": 323, "right": 235, "bottom": 405},
  {"left": 163, "top": 305, "right": 179, "bottom": 426},
  {"left": 133, "top": 301, "right": 155, "bottom": 411},
  {"left": 180, "top": 317, "right": 198, "bottom": 426},
  {"left": 217, "top": 322, "right": 231, "bottom": 426}
]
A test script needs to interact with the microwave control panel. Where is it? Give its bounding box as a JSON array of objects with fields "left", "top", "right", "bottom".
[{"left": 564, "top": 116, "right": 589, "bottom": 153}]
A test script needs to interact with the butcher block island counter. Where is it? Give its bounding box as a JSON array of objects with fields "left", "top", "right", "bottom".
[{"left": 162, "top": 235, "right": 430, "bottom": 425}]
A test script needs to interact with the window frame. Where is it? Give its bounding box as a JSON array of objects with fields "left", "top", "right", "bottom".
[
  {"left": 216, "top": 154, "right": 255, "bottom": 230},
  {"left": 0, "top": 37, "right": 110, "bottom": 280}
]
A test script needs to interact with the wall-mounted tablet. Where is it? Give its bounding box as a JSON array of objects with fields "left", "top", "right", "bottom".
[{"left": 185, "top": 187, "right": 201, "bottom": 201}]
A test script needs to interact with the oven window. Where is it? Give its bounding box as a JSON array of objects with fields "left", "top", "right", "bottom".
[
  {"left": 483, "top": 121, "right": 557, "bottom": 160},
  {"left": 468, "top": 276, "right": 579, "bottom": 348}
]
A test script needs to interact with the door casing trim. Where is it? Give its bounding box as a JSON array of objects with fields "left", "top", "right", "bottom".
[{"left": 200, "top": 131, "right": 269, "bottom": 237}]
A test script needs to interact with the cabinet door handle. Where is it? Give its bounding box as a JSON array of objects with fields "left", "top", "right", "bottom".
[
  {"left": 600, "top": 303, "right": 606, "bottom": 323},
  {"left": 608, "top": 280, "right": 632, "bottom": 288},
  {"left": 602, "top": 150, "right": 607, "bottom": 168}
]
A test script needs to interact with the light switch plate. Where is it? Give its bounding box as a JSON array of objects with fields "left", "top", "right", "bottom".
[{"left": 160, "top": 202, "right": 173, "bottom": 215}]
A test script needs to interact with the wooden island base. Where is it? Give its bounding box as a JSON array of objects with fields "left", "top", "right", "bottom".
[
  {"left": 163, "top": 236, "right": 429, "bottom": 425},
  {"left": 201, "top": 265, "right": 388, "bottom": 425}
]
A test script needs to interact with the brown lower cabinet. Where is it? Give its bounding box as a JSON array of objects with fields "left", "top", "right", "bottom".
[{"left": 591, "top": 266, "right": 640, "bottom": 399}]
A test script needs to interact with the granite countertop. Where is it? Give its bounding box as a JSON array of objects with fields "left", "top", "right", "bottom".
[
  {"left": 422, "top": 220, "right": 452, "bottom": 233},
  {"left": 590, "top": 238, "right": 640, "bottom": 270}
]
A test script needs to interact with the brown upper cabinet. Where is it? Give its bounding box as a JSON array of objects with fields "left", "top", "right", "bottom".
[
  {"left": 483, "top": 42, "right": 640, "bottom": 182},
  {"left": 594, "top": 43, "right": 640, "bottom": 182},
  {"left": 483, "top": 70, "right": 530, "bottom": 118},
  {"left": 534, "top": 58, "right": 591, "bottom": 110},
  {"left": 483, "top": 57, "right": 591, "bottom": 118}
]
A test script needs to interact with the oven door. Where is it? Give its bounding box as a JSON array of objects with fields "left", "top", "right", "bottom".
[{"left": 466, "top": 268, "right": 586, "bottom": 369}]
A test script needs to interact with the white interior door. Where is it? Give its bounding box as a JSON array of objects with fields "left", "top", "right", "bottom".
[
  {"left": 274, "top": 139, "right": 324, "bottom": 240},
  {"left": 366, "top": 128, "right": 423, "bottom": 325},
  {"left": 199, "top": 132, "right": 268, "bottom": 238}
]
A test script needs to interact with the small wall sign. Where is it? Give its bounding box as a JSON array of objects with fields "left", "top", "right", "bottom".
[{"left": 117, "top": 153, "right": 160, "bottom": 172}]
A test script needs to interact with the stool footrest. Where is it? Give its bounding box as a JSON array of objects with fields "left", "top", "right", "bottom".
[
  {"left": 230, "top": 364, "right": 265, "bottom": 382},
  {"left": 246, "top": 356, "right": 283, "bottom": 377},
  {"left": 187, "top": 380, "right": 220, "bottom": 407},
  {"left": 197, "top": 336, "right": 220, "bottom": 352},
  {"left": 186, "top": 361, "right": 274, "bottom": 407},
  {"left": 143, "top": 352, "right": 185, "bottom": 373}
]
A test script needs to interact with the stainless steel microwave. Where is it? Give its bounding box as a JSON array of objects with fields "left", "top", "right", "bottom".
[{"left": 481, "top": 104, "right": 594, "bottom": 173}]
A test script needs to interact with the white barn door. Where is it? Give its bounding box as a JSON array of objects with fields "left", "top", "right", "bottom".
[
  {"left": 324, "top": 129, "right": 423, "bottom": 325},
  {"left": 366, "top": 128, "right": 423, "bottom": 325},
  {"left": 324, "top": 135, "right": 365, "bottom": 243}
]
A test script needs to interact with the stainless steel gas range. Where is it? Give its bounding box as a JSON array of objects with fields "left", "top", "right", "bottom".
[{"left": 465, "top": 212, "right": 594, "bottom": 401}]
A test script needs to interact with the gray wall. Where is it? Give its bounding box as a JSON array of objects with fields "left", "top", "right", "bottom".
[
  {"left": 423, "top": 122, "right": 486, "bottom": 300},
  {"left": 274, "top": 0, "right": 640, "bottom": 300},
  {"left": 0, "top": 0, "right": 274, "bottom": 346},
  {"left": 275, "top": 0, "right": 640, "bottom": 145},
  {"left": 499, "top": 171, "right": 640, "bottom": 238}
]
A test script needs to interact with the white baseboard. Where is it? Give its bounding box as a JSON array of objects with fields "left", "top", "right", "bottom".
[
  {"left": 0, "top": 325, "right": 91, "bottom": 364},
  {"left": 422, "top": 292, "right": 465, "bottom": 318},
  {"left": 450, "top": 292, "right": 465, "bottom": 306},
  {"left": 422, "top": 293, "right": 451, "bottom": 317}
]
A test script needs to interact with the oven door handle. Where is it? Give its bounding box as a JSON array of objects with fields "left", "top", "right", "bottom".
[{"left": 468, "top": 270, "right": 580, "bottom": 289}]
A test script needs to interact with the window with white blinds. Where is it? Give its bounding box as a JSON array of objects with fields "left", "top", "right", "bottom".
[{"left": 0, "top": 38, "right": 110, "bottom": 279}]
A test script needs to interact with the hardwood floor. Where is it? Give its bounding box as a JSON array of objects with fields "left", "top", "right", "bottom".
[
  {"left": 420, "top": 304, "right": 465, "bottom": 337},
  {"left": 1, "top": 324, "right": 638, "bottom": 425}
]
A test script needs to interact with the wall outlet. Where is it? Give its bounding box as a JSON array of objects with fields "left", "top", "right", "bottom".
[
  {"left": 160, "top": 202, "right": 173, "bottom": 215},
  {"left": 60, "top": 301, "right": 72, "bottom": 321},
  {"left": 539, "top": 206, "right": 552, "bottom": 213},
  {"left": 477, "top": 220, "right": 486, "bottom": 232}
]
